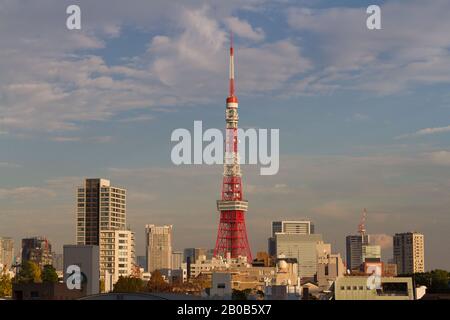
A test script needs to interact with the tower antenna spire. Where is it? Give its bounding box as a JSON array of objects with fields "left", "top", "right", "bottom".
[{"left": 229, "top": 31, "right": 235, "bottom": 97}]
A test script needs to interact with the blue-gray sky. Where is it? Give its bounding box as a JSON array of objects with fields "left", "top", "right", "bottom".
[{"left": 1, "top": 0, "right": 449, "bottom": 270}]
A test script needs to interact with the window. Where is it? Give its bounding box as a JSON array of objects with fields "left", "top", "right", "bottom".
[{"left": 346, "top": 286, "right": 351, "bottom": 290}]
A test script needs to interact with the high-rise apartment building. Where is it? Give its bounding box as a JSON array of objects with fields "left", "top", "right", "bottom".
[
  {"left": 393, "top": 232, "right": 425, "bottom": 274},
  {"left": 346, "top": 234, "right": 369, "bottom": 271},
  {"left": 21, "top": 237, "right": 52, "bottom": 268},
  {"left": 145, "top": 225, "right": 172, "bottom": 272},
  {"left": 99, "top": 229, "right": 135, "bottom": 288},
  {"left": 0, "top": 237, "right": 14, "bottom": 269},
  {"left": 268, "top": 220, "right": 314, "bottom": 257},
  {"left": 76, "top": 178, "right": 126, "bottom": 245}
]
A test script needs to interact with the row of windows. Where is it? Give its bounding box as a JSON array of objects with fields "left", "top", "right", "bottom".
[{"left": 340, "top": 285, "right": 366, "bottom": 291}]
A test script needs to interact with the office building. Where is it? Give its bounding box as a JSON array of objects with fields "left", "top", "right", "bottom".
[
  {"left": 0, "top": 237, "right": 14, "bottom": 269},
  {"left": 268, "top": 220, "right": 314, "bottom": 257},
  {"left": 346, "top": 234, "right": 369, "bottom": 271},
  {"left": 172, "top": 251, "right": 183, "bottom": 270},
  {"left": 76, "top": 178, "right": 126, "bottom": 245},
  {"left": 275, "top": 233, "right": 324, "bottom": 278},
  {"left": 99, "top": 229, "right": 135, "bottom": 288},
  {"left": 317, "top": 253, "right": 346, "bottom": 289},
  {"left": 21, "top": 237, "right": 52, "bottom": 268},
  {"left": 393, "top": 232, "right": 425, "bottom": 275},
  {"left": 183, "top": 248, "right": 207, "bottom": 263},
  {"left": 362, "top": 244, "right": 381, "bottom": 262},
  {"left": 145, "top": 225, "right": 172, "bottom": 272},
  {"left": 63, "top": 245, "right": 99, "bottom": 296}
]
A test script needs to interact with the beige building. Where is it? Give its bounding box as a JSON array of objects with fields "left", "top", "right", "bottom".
[
  {"left": 172, "top": 251, "right": 183, "bottom": 270},
  {"left": 0, "top": 237, "right": 14, "bottom": 269},
  {"left": 317, "top": 253, "right": 346, "bottom": 289},
  {"left": 100, "top": 229, "right": 135, "bottom": 290},
  {"left": 275, "top": 233, "right": 324, "bottom": 278},
  {"left": 76, "top": 179, "right": 126, "bottom": 245},
  {"left": 335, "top": 276, "right": 414, "bottom": 300},
  {"left": 362, "top": 244, "right": 381, "bottom": 261},
  {"left": 393, "top": 232, "right": 425, "bottom": 274},
  {"left": 145, "top": 225, "right": 172, "bottom": 272}
]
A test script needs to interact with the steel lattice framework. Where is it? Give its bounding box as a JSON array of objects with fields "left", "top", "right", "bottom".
[{"left": 213, "top": 35, "right": 252, "bottom": 262}]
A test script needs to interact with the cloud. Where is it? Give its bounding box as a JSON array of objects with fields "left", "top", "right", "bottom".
[
  {"left": 397, "top": 125, "right": 450, "bottom": 139},
  {"left": 0, "top": 162, "right": 21, "bottom": 168},
  {"left": 287, "top": 1, "right": 450, "bottom": 94},
  {"left": 0, "top": 2, "right": 309, "bottom": 134},
  {"left": 370, "top": 233, "right": 393, "bottom": 250},
  {"left": 311, "top": 201, "right": 351, "bottom": 219},
  {"left": 223, "top": 16, "right": 265, "bottom": 41},
  {"left": 0, "top": 187, "right": 56, "bottom": 200},
  {"left": 427, "top": 151, "right": 450, "bottom": 166}
]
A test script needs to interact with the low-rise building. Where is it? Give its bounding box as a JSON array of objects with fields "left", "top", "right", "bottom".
[{"left": 334, "top": 276, "right": 414, "bottom": 300}]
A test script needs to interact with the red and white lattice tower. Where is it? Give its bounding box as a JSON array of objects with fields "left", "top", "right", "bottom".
[{"left": 214, "top": 34, "right": 252, "bottom": 262}]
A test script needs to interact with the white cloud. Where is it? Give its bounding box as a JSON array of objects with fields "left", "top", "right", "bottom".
[
  {"left": 427, "top": 151, "right": 450, "bottom": 166},
  {"left": 397, "top": 125, "right": 450, "bottom": 139},
  {"left": 223, "top": 16, "right": 265, "bottom": 41},
  {"left": 287, "top": 1, "right": 450, "bottom": 94},
  {"left": 370, "top": 234, "right": 393, "bottom": 250},
  {"left": 0, "top": 187, "right": 56, "bottom": 199}
]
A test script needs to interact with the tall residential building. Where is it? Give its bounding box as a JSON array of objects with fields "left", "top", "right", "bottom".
[
  {"left": 172, "top": 251, "right": 183, "bottom": 270},
  {"left": 393, "top": 232, "right": 425, "bottom": 275},
  {"left": 0, "top": 237, "right": 14, "bottom": 269},
  {"left": 145, "top": 225, "right": 172, "bottom": 272},
  {"left": 275, "top": 233, "right": 324, "bottom": 278},
  {"left": 76, "top": 178, "right": 126, "bottom": 245},
  {"left": 268, "top": 220, "right": 314, "bottom": 257},
  {"left": 345, "top": 234, "right": 369, "bottom": 271},
  {"left": 99, "top": 229, "right": 135, "bottom": 288},
  {"left": 21, "top": 237, "right": 52, "bottom": 268}
]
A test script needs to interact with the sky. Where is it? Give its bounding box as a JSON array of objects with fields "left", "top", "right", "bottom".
[{"left": 0, "top": 0, "right": 450, "bottom": 270}]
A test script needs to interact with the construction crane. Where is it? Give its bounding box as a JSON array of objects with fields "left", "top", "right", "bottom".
[{"left": 358, "top": 208, "right": 367, "bottom": 237}]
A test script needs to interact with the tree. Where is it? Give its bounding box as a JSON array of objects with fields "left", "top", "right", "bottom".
[
  {"left": 232, "top": 289, "right": 251, "bottom": 300},
  {"left": 0, "top": 267, "right": 12, "bottom": 297},
  {"left": 147, "top": 270, "right": 171, "bottom": 293},
  {"left": 412, "top": 270, "right": 450, "bottom": 293},
  {"left": 113, "top": 276, "right": 145, "bottom": 293},
  {"left": 16, "top": 261, "right": 41, "bottom": 283},
  {"left": 42, "top": 265, "right": 58, "bottom": 283}
]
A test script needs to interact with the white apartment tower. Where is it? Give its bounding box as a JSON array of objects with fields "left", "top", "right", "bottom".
[
  {"left": 393, "top": 232, "right": 425, "bottom": 274},
  {"left": 100, "top": 229, "right": 135, "bottom": 290},
  {"left": 146, "top": 225, "right": 173, "bottom": 272}
]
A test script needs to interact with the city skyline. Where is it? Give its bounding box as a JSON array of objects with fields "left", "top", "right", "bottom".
[{"left": 1, "top": 0, "right": 450, "bottom": 271}]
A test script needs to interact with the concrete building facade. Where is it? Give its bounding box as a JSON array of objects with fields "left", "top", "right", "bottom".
[
  {"left": 0, "top": 237, "right": 14, "bottom": 269},
  {"left": 275, "top": 233, "right": 323, "bottom": 278},
  {"left": 99, "top": 229, "right": 135, "bottom": 289},
  {"left": 63, "top": 245, "right": 100, "bottom": 296},
  {"left": 393, "top": 232, "right": 425, "bottom": 275},
  {"left": 145, "top": 224, "right": 172, "bottom": 272}
]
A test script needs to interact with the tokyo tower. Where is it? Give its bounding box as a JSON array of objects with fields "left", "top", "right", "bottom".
[{"left": 213, "top": 35, "right": 252, "bottom": 262}]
